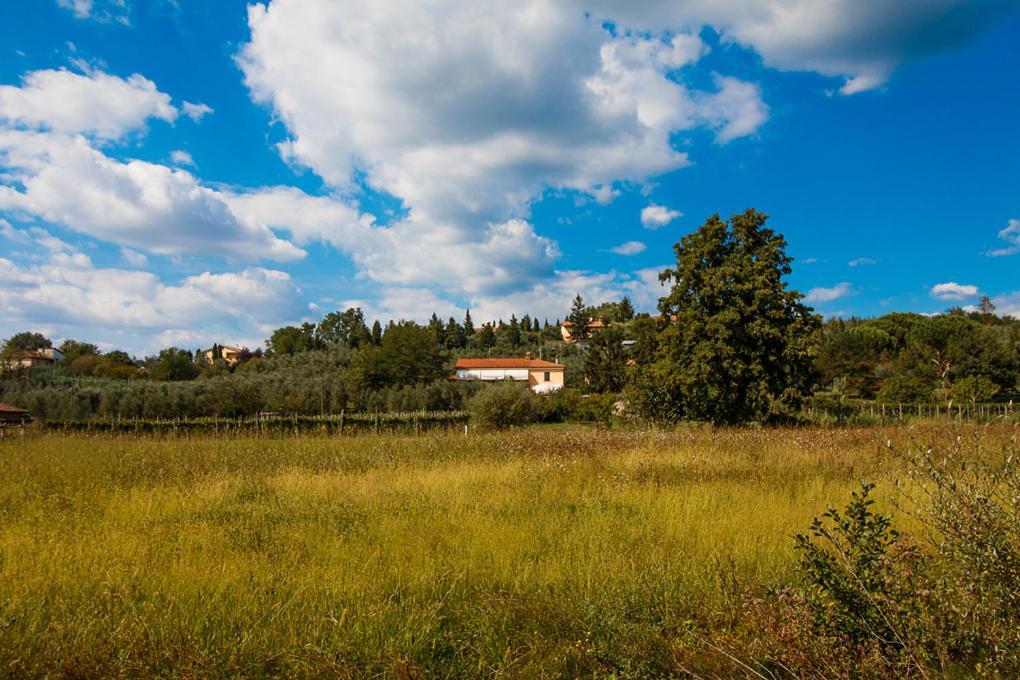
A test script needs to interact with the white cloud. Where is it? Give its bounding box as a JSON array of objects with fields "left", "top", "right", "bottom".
[
  {"left": 641, "top": 203, "right": 681, "bottom": 228},
  {"left": 989, "top": 291, "right": 1020, "bottom": 319},
  {"left": 848, "top": 257, "right": 877, "bottom": 267},
  {"left": 181, "top": 101, "right": 214, "bottom": 121},
  {"left": 0, "top": 245, "right": 306, "bottom": 355},
  {"left": 56, "top": 0, "right": 129, "bottom": 25},
  {"left": 0, "top": 130, "right": 304, "bottom": 261},
  {"left": 238, "top": 0, "right": 765, "bottom": 268},
  {"left": 120, "top": 247, "right": 148, "bottom": 267},
  {"left": 169, "top": 149, "right": 195, "bottom": 166},
  {"left": 931, "top": 281, "right": 979, "bottom": 301},
  {"left": 608, "top": 240, "right": 646, "bottom": 255},
  {"left": 805, "top": 282, "right": 853, "bottom": 304},
  {"left": 578, "top": 0, "right": 1016, "bottom": 94},
  {"left": 987, "top": 218, "right": 1020, "bottom": 257},
  {"left": 0, "top": 69, "right": 175, "bottom": 140}
]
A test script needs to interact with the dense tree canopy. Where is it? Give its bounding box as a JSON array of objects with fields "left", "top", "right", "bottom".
[{"left": 632, "top": 209, "right": 821, "bottom": 424}]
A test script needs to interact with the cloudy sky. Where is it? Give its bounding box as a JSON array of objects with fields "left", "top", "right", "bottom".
[{"left": 1, "top": 0, "right": 1018, "bottom": 354}]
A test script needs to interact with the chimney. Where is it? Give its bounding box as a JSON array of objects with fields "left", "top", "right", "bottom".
[{"left": 524, "top": 351, "right": 532, "bottom": 360}]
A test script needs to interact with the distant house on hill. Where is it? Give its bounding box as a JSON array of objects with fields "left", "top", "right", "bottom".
[
  {"left": 2, "top": 347, "right": 62, "bottom": 370},
  {"left": 0, "top": 403, "right": 32, "bottom": 425},
  {"left": 203, "top": 344, "right": 244, "bottom": 366},
  {"left": 560, "top": 319, "right": 608, "bottom": 343},
  {"left": 453, "top": 355, "right": 565, "bottom": 393}
]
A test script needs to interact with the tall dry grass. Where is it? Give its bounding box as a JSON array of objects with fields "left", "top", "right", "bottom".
[{"left": 0, "top": 424, "right": 1010, "bottom": 677}]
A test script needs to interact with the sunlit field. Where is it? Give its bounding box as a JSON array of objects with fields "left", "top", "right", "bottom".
[{"left": 0, "top": 424, "right": 1010, "bottom": 677}]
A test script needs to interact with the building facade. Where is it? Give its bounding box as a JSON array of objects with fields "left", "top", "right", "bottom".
[{"left": 453, "top": 356, "right": 565, "bottom": 393}]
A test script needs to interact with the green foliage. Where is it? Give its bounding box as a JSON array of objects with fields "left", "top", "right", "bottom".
[
  {"left": 2, "top": 331, "right": 51, "bottom": 353},
  {"left": 267, "top": 323, "right": 320, "bottom": 356},
  {"left": 57, "top": 339, "right": 99, "bottom": 365},
  {"left": 150, "top": 348, "right": 199, "bottom": 382},
  {"left": 876, "top": 373, "right": 932, "bottom": 403},
  {"left": 583, "top": 326, "right": 627, "bottom": 393},
  {"left": 318, "top": 307, "right": 371, "bottom": 348},
  {"left": 637, "top": 209, "right": 821, "bottom": 424},
  {"left": 566, "top": 293, "right": 589, "bottom": 342},
  {"left": 467, "top": 382, "right": 537, "bottom": 430},
  {"left": 951, "top": 374, "right": 999, "bottom": 404},
  {"left": 794, "top": 482, "right": 921, "bottom": 656}
]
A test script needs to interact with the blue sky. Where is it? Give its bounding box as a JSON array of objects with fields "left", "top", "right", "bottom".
[{"left": 1, "top": 0, "right": 1018, "bottom": 354}]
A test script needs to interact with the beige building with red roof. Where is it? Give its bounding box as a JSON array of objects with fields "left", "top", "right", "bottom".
[{"left": 454, "top": 355, "right": 565, "bottom": 393}]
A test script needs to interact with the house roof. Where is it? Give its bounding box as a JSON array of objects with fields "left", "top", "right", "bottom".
[
  {"left": 7, "top": 349, "right": 56, "bottom": 359},
  {"left": 204, "top": 345, "right": 244, "bottom": 353},
  {"left": 0, "top": 403, "right": 30, "bottom": 414},
  {"left": 455, "top": 358, "right": 564, "bottom": 370},
  {"left": 561, "top": 319, "right": 607, "bottom": 328}
]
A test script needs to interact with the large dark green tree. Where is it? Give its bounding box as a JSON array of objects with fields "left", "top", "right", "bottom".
[
  {"left": 566, "top": 294, "right": 589, "bottom": 343},
  {"left": 584, "top": 326, "right": 628, "bottom": 393},
  {"left": 2, "top": 331, "right": 52, "bottom": 353},
  {"left": 636, "top": 209, "right": 821, "bottom": 424},
  {"left": 319, "top": 307, "right": 371, "bottom": 348}
]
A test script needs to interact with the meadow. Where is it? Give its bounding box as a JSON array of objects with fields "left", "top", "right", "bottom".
[{"left": 0, "top": 424, "right": 1013, "bottom": 678}]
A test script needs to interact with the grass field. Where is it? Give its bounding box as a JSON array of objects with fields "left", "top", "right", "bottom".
[{"left": 0, "top": 424, "right": 1010, "bottom": 677}]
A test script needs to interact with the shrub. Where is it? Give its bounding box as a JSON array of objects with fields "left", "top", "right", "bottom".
[
  {"left": 467, "top": 382, "right": 537, "bottom": 430},
  {"left": 793, "top": 482, "right": 927, "bottom": 671},
  {"left": 876, "top": 373, "right": 931, "bottom": 403},
  {"left": 951, "top": 374, "right": 999, "bottom": 404}
]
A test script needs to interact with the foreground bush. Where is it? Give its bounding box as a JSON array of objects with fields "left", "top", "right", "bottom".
[
  {"left": 720, "top": 436, "right": 1020, "bottom": 677},
  {"left": 467, "top": 382, "right": 537, "bottom": 430}
]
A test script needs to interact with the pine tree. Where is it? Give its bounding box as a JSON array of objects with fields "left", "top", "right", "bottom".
[
  {"left": 508, "top": 314, "right": 521, "bottom": 347},
  {"left": 371, "top": 320, "right": 383, "bottom": 346},
  {"left": 619, "top": 296, "right": 635, "bottom": 321},
  {"left": 463, "top": 309, "right": 474, "bottom": 339},
  {"left": 567, "top": 294, "right": 590, "bottom": 343}
]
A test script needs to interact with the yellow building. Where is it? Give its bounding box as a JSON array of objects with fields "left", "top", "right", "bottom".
[
  {"left": 453, "top": 356, "right": 565, "bottom": 393},
  {"left": 560, "top": 319, "right": 607, "bottom": 343},
  {"left": 203, "top": 345, "right": 244, "bottom": 366}
]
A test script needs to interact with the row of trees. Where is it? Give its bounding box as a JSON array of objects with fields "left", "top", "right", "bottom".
[{"left": 4, "top": 209, "right": 1018, "bottom": 424}]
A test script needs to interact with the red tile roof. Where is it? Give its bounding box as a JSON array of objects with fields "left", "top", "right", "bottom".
[
  {"left": 0, "top": 403, "right": 30, "bottom": 414},
  {"left": 455, "top": 358, "right": 564, "bottom": 369}
]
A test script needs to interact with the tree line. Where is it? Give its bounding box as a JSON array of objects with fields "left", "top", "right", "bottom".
[{"left": 3, "top": 208, "right": 1018, "bottom": 425}]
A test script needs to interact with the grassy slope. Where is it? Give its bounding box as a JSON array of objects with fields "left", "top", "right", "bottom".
[{"left": 0, "top": 425, "right": 996, "bottom": 677}]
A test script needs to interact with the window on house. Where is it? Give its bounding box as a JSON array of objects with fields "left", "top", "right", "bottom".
[{"left": 544, "top": 371, "right": 551, "bottom": 382}]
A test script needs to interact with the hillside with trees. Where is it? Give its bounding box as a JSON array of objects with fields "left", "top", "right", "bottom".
[{"left": 3, "top": 210, "right": 1018, "bottom": 424}]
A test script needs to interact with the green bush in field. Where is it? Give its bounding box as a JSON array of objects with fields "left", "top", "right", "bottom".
[
  {"left": 467, "top": 382, "right": 537, "bottom": 430},
  {"left": 876, "top": 373, "right": 932, "bottom": 403},
  {"left": 745, "top": 437, "right": 1020, "bottom": 677},
  {"left": 951, "top": 374, "right": 999, "bottom": 404}
]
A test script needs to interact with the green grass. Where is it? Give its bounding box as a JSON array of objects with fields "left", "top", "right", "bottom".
[{"left": 0, "top": 424, "right": 1007, "bottom": 677}]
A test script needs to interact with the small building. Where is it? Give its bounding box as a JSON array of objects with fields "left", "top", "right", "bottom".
[
  {"left": 560, "top": 319, "right": 608, "bottom": 343},
  {"left": 0, "top": 403, "right": 32, "bottom": 425},
  {"left": 2, "top": 347, "right": 62, "bottom": 370},
  {"left": 203, "top": 344, "right": 245, "bottom": 366},
  {"left": 454, "top": 355, "right": 565, "bottom": 394}
]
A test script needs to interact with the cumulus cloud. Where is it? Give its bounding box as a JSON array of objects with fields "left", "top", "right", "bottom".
[
  {"left": 805, "top": 282, "right": 853, "bottom": 303},
  {"left": 578, "top": 0, "right": 1018, "bottom": 94},
  {"left": 0, "top": 69, "right": 175, "bottom": 140},
  {"left": 169, "top": 149, "right": 195, "bottom": 166},
  {"left": 0, "top": 243, "right": 306, "bottom": 354},
  {"left": 0, "top": 130, "right": 304, "bottom": 261},
  {"left": 238, "top": 0, "right": 766, "bottom": 263},
  {"left": 608, "top": 240, "right": 647, "bottom": 255},
  {"left": 181, "top": 101, "right": 213, "bottom": 121},
  {"left": 987, "top": 218, "right": 1020, "bottom": 256},
  {"left": 120, "top": 247, "right": 148, "bottom": 267},
  {"left": 931, "top": 281, "right": 979, "bottom": 300},
  {"left": 641, "top": 203, "right": 682, "bottom": 228},
  {"left": 988, "top": 291, "right": 1020, "bottom": 319}
]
